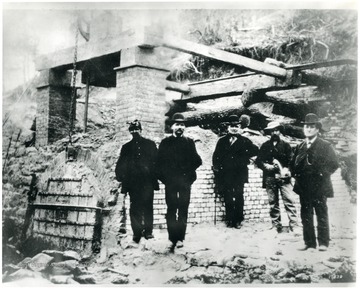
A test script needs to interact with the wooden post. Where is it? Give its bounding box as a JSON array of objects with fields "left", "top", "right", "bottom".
[{"left": 84, "top": 76, "right": 90, "bottom": 133}]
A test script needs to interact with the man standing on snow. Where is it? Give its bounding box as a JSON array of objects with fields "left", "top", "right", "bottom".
[
  {"left": 115, "top": 120, "right": 159, "bottom": 243},
  {"left": 256, "top": 121, "right": 299, "bottom": 233},
  {"left": 291, "top": 113, "right": 339, "bottom": 252},
  {"left": 157, "top": 113, "right": 202, "bottom": 252},
  {"left": 212, "top": 114, "right": 258, "bottom": 229}
]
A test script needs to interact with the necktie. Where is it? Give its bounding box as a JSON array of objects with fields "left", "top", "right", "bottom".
[
  {"left": 307, "top": 142, "right": 312, "bottom": 149},
  {"left": 230, "top": 136, "right": 236, "bottom": 145}
]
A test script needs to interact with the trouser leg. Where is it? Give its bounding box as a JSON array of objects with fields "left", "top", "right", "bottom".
[
  {"left": 224, "top": 187, "right": 235, "bottom": 226},
  {"left": 280, "top": 182, "right": 298, "bottom": 228},
  {"left": 177, "top": 184, "right": 191, "bottom": 241},
  {"left": 165, "top": 185, "right": 178, "bottom": 243},
  {"left": 143, "top": 186, "right": 154, "bottom": 235},
  {"left": 300, "top": 196, "right": 316, "bottom": 248},
  {"left": 314, "top": 196, "right": 330, "bottom": 247},
  {"left": 129, "top": 194, "right": 143, "bottom": 238},
  {"left": 233, "top": 183, "right": 245, "bottom": 225},
  {"left": 265, "top": 177, "right": 281, "bottom": 227}
]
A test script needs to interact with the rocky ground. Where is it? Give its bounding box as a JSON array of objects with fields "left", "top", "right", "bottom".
[{"left": 4, "top": 202, "right": 356, "bottom": 285}]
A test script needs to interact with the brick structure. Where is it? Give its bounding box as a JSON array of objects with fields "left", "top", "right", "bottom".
[
  {"left": 114, "top": 47, "right": 169, "bottom": 145},
  {"left": 125, "top": 164, "right": 350, "bottom": 230},
  {"left": 36, "top": 69, "right": 78, "bottom": 146}
]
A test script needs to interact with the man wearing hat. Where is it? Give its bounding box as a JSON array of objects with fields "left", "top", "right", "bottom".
[
  {"left": 212, "top": 114, "right": 259, "bottom": 229},
  {"left": 256, "top": 121, "right": 298, "bottom": 233},
  {"left": 115, "top": 120, "right": 159, "bottom": 243},
  {"left": 157, "top": 113, "right": 202, "bottom": 251},
  {"left": 291, "top": 113, "right": 339, "bottom": 252}
]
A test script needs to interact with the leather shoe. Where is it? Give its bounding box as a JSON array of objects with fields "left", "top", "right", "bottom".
[
  {"left": 167, "top": 242, "right": 175, "bottom": 253},
  {"left": 234, "top": 223, "right": 242, "bottom": 229},
  {"left": 298, "top": 245, "right": 316, "bottom": 252},
  {"left": 132, "top": 236, "right": 141, "bottom": 243},
  {"left": 144, "top": 234, "right": 154, "bottom": 240},
  {"left": 176, "top": 241, "right": 184, "bottom": 248},
  {"left": 318, "top": 245, "right": 328, "bottom": 252}
]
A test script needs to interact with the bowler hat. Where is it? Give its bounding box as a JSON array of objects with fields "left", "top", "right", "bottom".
[
  {"left": 239, "top": 114, "right": 250, "bottom": 129},
  {"left": 264, "top": 121, "right": 283, "bottom": 131},
  {"left": 302, "top": 113, "right": 322, "bottom": 129},
  {"left": 228, "top": 115, "right": 240, "bottom": 124},
  {"left": 171, "top": 113, "right": 186, "bottom": 124},
  {"left": 128, "top": 119, "right": 142, "bottom": 131}
]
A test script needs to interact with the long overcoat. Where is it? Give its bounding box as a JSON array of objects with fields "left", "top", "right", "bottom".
[
  {"left": 156, "top": 135, "right": 202, "bottom": 186},
  {"left": 115, "top": 136, "right": 159, "bottom": 193},
  {"left": 290, "top": 137, "right": 339, "bottom": 198},
  {"left": 212, "top": 134, "right": 259, "bottom": 187}
]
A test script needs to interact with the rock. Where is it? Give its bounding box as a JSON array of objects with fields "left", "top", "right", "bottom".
[
  {"left": 277, "top": 268, "right": 293, "bottom": 278},
  {"left": 7, "top": 269, "right": 38, "bottom": 281},
  {"left": 42, "top": 250, "right": 65, "bottom": 262},
  {"left": 4, "top": 264, "right": 21, "bottom": 274},
  {"left": 97, "top": 246, "right": 108, "bottom": 264},
  {"left": 25, "top": 147, "right": 38, "bottom": 154},
  {"left": 28, "top": 253, "right": 54, "bottom": 272},
  {"left": 112, "top": 276, "right": 129, "bottom": 284},
  {"left": 74, "top": 274, "right": 96, "bottom": 284},
  {"left": 189, "top": 250, "right": 218, "bottom": 267},
  {"left": 67, "top": 277, "right": 80, "bottom": 284},
  {"left": 329, "top": 260, "right": 356, "bottom": 283},
  {"left": 50, "top": 260, "right": 79, "bottom": 275},
  {"left": 15, "top": 147, "right": 26, "bottom": 157},
  {"left": 328, "top": 256, "right": 345, "bottom": 262},
  {"left": 6, "top": 276, "right": 52, "bottom": 285},
  {"left": 63, "top": 250, "right": 81, "bottom": 261},
  {"left": 270, "top": 256, "right": 280, "bottom": 261},
  {"left": 254, "top": 267, "right": 264, "bottom": 274},
  {"left": 73, "top": 266, "right": 89, "bottom": 276},
  {"left": 295, "top": 273, "right": 311, "bottom": 283},
  {"left": 50, "top": 275, "right": 75, "bottom": 284},
  {"left": 259, "top": 273, "right": 274, "bottom": 284}
]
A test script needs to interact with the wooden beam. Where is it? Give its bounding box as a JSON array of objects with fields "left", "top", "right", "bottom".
[
  {"left": 165, "top": 81, "right": 190, "bottom": 93},
  {"left": 35, "top": 29, "right": 141, "bottom": 71},
  {"left": 158, "top": 34, "right": 288, "bottom": 78},
  {"left": 181, "top": 72, "right": 301, "bottom": 102},
  {"left": 287, "top": 59, "right": 357, "bottom": 71}
]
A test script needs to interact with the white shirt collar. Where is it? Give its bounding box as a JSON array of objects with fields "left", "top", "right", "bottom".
[{"left": 306, "top": 136, "right": 317, "bottom": 145}]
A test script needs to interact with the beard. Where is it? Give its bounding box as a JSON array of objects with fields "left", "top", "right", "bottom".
[
  {"left": 174, "top": 129, "right": 184, "bottom": 137},
  {"left": 270, "top": 134, "right": 280, "bottom": 142}
]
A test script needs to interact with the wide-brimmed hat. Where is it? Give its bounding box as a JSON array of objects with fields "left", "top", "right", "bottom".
[
  {"left": 302, "top": 113, "right": 322, "bottom": 129},
  {"left": 264, "top": 121, "right": 283, "bottom": 131},
  {"left": 171, "top": 113, "right": 186, "bottom": 124},
  {"left": 128, "top": 119, "right": 142, "bottom": 131}
]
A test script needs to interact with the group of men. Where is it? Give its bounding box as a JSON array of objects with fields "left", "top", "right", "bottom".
[{"left": 115, "top": 112, "right": 339, "bottom": 253}]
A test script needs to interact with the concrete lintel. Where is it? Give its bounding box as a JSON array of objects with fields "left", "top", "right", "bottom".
[
  {"left": 118, "top": 46, "right": 169, "bottom": 71},
  {"left": 37, "top": 69, "right": 84, "bottom": 89},
  {"left": 35, "top": 29, "right": 143, "bottom": 71}
]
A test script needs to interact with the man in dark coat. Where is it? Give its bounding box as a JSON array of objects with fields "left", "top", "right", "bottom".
[
  {"left": 256, "top": 121, "right": 298, "bottom": 233},
  {"left": 291, "top": 113, "right": 339, "bottom": 252},
  {"left": 212, "top": 115, "right": 259, "bottom": 229},
  {"left": 115, "top": 120, "right": 159, "bottom": 243},
  {"left": 157, "top": 113, "right": 202, "bottom": 251}
]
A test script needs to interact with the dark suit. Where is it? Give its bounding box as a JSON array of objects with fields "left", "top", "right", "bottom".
[
  {"left": 212, "top": 134, "right": 258, "bottom": 227},
  {"left": 256, "top": 139, "right": 298, "bottom": 229},
  {"left": 291, "top": 137, "right": 339, "bottom": 248},
  {"left": 157, "top": 135, "right": 202, "bottom": 244},
  {"left": 115, "top": 136, "right": 159, "bottom": 238}
]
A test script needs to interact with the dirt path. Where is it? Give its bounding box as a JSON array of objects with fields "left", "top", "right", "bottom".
[{"left": 90, "top": 203, "right": 356, "bottom": 285}]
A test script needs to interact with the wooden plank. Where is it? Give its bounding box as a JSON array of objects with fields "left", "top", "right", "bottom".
[
  {"left": 183, "top": 74, "right": 277, "bottom": 102},
  {"left": 158, "top": 34, "right": 287, "bottom": 78},
  {"left": 166, "top": 81, "right": 190, "bottom": 93},
  {"left": 287, "top": 59, "right": 357, "bottom": 71},
  {"left": 35, "top": 29, "right": 141, "bottom": 70}
]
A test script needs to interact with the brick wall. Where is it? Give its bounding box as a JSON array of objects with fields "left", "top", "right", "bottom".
[
  {"left": 48, "top": 86, "right": 73, "bottom": 143},
  {"left": 36, "top": 86, "right": 50, "bottom": 146},
  {"left": 115, "top": 66, "right": 168, "bottom": 146},
  {"left": 125, "top": 165, "right": 349, "bottom": 230}
]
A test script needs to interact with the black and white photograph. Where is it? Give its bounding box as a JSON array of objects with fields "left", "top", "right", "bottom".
[{"left": 2, "top": 1, "right": 358, "bottom": 285}]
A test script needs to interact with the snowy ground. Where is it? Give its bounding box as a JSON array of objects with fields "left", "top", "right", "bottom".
[{"left": 88, "top": 203, "right": 357, "bottom": 285}]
